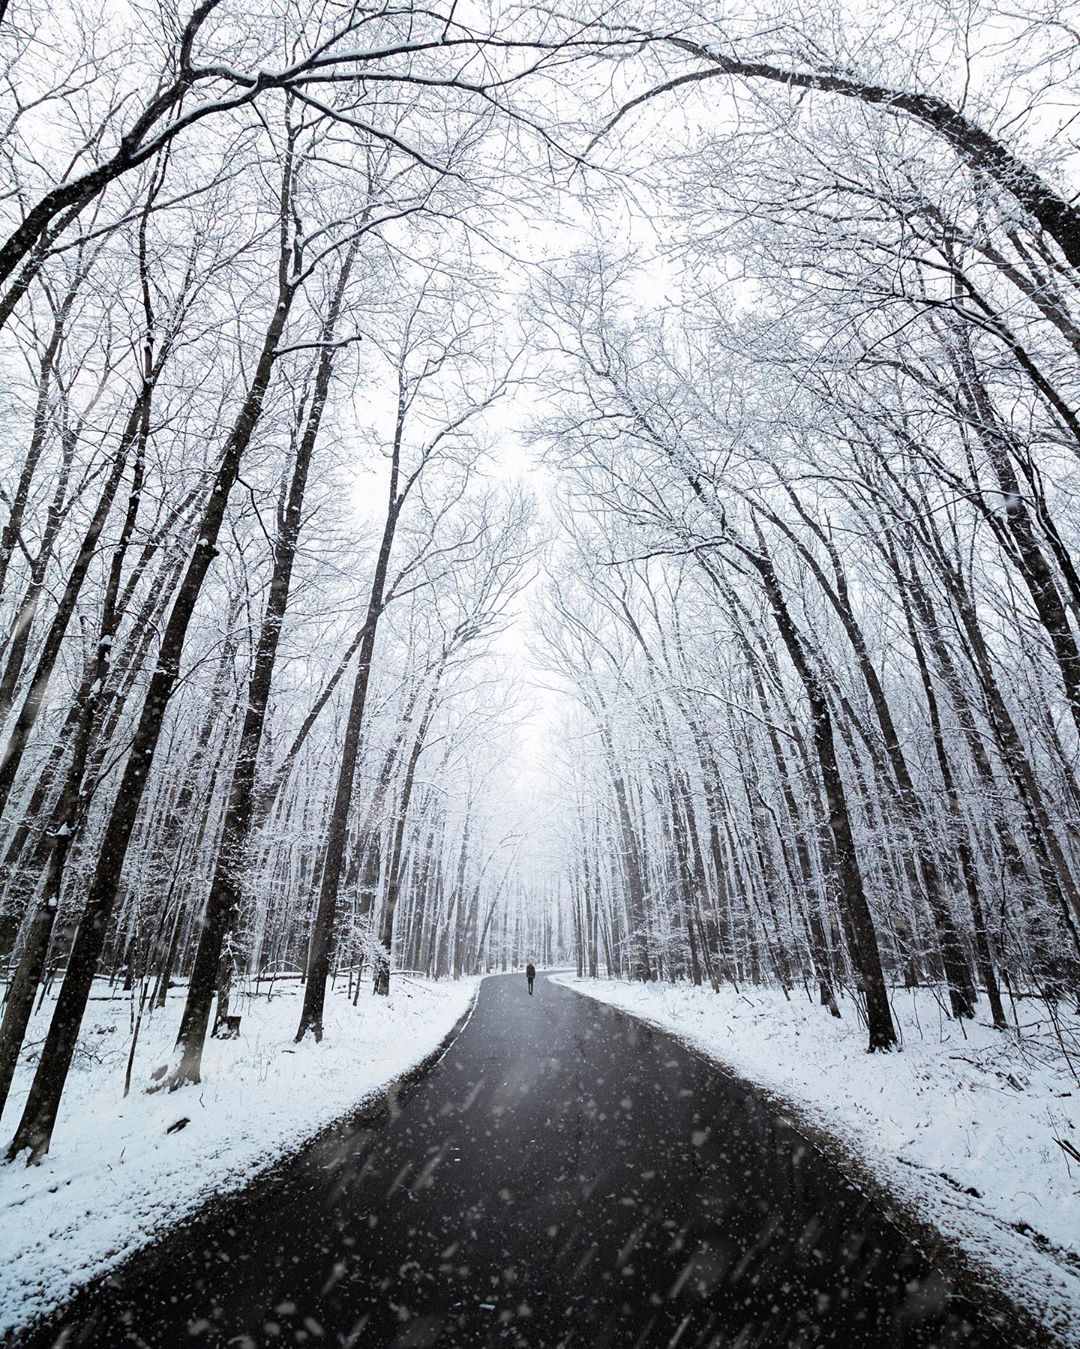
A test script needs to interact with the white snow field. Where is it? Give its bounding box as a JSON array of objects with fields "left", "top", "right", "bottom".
[
  {"left": 0, "top": 974, "right": 479, "bottom": 1335},
  {"left": 556, "top": 975, "right": 1080, "bottom": 1346}
]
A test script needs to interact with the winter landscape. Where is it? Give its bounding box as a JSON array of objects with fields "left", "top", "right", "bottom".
[{"left": 0, "top": 0, "right": 1078, "bottom": 1345}]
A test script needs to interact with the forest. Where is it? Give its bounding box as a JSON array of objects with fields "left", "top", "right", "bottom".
[{"left": 0, "top": 5, "right": 1077, "bottom": 1329}]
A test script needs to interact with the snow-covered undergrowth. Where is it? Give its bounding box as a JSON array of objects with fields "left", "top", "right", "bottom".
[
  {"left": 0, "top": 974, "right": 478, "bottom": 1334},
  {"left": 556, "top": 974, "right": 1080, "bottom": 1344}
]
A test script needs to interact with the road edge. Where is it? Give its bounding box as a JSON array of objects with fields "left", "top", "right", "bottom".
[
  {"left": 4, "top": 977, "right": 483, "bottom": 1347},
  {"left": 554, "top": 974, "right": 1070, "bottom": 1349}
]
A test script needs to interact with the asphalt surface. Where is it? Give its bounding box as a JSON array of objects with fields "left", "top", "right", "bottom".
[{"left": 18, "top": 973, "right": 1008, "bottom": 1349}]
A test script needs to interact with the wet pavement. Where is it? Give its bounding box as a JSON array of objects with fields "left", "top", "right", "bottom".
[{"left": 18, "top": 973, "right": 1007, "bottom": 1348}]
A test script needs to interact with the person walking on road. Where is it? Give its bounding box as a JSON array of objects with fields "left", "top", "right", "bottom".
[{"left": 526, "top": 961, "right": 536, "bottom": 995}]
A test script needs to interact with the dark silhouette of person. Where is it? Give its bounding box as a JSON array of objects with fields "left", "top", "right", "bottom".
[{"left": 526, "top": 961, "right": 536, "bottom": 995}]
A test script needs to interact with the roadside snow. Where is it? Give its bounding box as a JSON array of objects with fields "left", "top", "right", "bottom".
[
  {"left": 555, "top": 975, "right": 1080, "bottom": 1345},
  {"left": 0, "top": 974, "right": 478, "bottom": 1335}
]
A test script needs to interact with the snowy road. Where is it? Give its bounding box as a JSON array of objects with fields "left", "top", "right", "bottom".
[{"left": 19, "top": 974, "right": 1009, "bottom": 1348}]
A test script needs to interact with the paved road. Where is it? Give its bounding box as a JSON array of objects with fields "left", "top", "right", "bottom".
[{"left": 20, "top": 974, "right": 1006, "bottom": 1349}]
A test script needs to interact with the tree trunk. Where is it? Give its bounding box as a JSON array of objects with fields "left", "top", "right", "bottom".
[
  {"left": 6, "top": 274, "right": 293, "bottom": 1162},
  {"left": 171, "top": 243, "right": 355, "bottom": 1086},
  {"left": 295, "top": 503, "right": 400, "bottom": 1038},
  {"left": 744, "top": 542, "right": 898, "bottom": 1051},
  {"left": 373, "top": 684, "right": 441, "bottom": 997}
]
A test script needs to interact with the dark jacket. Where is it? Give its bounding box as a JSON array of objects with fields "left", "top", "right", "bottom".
[{"left": 526, "top": 963, "right": 536, "bottom": 979}]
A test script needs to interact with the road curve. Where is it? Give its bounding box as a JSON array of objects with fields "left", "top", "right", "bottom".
[{"left": 16, "top": 972, "right": 1007, "bottom": 1348}]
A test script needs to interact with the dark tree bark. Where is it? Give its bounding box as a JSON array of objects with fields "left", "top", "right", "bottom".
[
  {"left": 0, "top": 412, "right": 139, "bottom": 820},
  {"left": 596, "top": 713, "right": 652, "bottom": 982},
  {"left": 765, "top": 491, "right": 976, "bottom": 1018},
  {"left": 0, "top": 381, "right": 149, "bottom": 1120},
  {"left": 894, "top": 558, "right": 1008, "bottom": 1029},
  {"left": 294, "top": 477, "right": 402, "bottom": 1037},
  {"left": 5, "top": 239, "right": 295, "bottom": 1161},
  {"left": 717, "top": 576, "right": 839, "bottom": 1008},
  {"left": 952, "top": 340, "right": 1080, "bottom": 743},
  {"left": 170, "top": 241, "right": 356, "bottom": 1087},
  {"left": 373, "top": 683, "right": 440, "bottom": 997},
  {"left": 0, "top": 427, "right": 77, "bottom": 721},
  {"left": 739, "top": 537, "right": 897, "bottom": 1051},
  {"left": 249, "top": 616, "right": 374, "bottom": 832},
  {"left": 0, "top": 265, "right": 84, "bottom": 602}
]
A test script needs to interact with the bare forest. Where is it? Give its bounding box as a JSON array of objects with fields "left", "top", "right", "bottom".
[{"left": 0, "top": 0, "right": 1078, "bottom": 1342}]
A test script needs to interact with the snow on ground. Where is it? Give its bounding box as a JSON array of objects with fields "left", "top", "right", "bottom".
[
  {"left": 0, "top": 973, "right": 479, "bottom": 1335},
  {"left": 555, "top": 974, "right": 1080, "bottom": 1345}
]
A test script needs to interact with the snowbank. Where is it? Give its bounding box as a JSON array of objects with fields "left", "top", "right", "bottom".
[
  {"left": 555, "top": 975, "right": 1080, "bottom": 1345},
  {"left": 0, "top": 974, "right": 479, "bottom": 1334}
]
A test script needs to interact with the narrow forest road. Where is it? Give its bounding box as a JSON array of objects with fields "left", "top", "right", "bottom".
[{"left": 20, "top": 974, "right": 1008, "bottom": 1349}]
